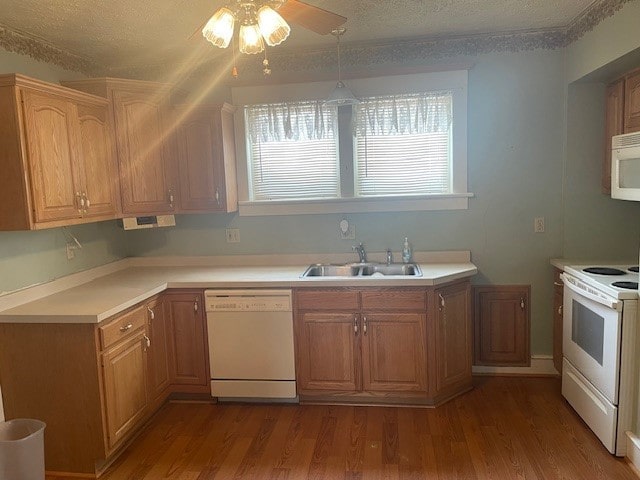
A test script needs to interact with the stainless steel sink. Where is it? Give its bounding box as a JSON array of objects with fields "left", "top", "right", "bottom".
[
  {"left": 302, "top": 264, "right": 360, "bottom": 277},
  {"left": 360, "top": 263, "right": 422, "bottom": 276},
  {"left": 301, "top": 263, "right": 422, "bottom": 277}
]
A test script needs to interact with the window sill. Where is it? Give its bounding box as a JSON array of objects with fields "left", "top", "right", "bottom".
[{"left": 238, "top": 193, "right": 473, "bottom": 216}]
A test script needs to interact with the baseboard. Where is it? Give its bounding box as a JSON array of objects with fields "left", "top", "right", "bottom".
[
  {"left": 626, "top": 432, "right": 640, "bottom": 476},
  {"left": 472, "top": 355, "right": 559, "bottom": 377}
]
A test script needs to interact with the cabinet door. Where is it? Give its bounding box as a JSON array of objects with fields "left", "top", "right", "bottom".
[
  {"left": 625, "top": 70, "right": 640, "bottom": 133},
  {"left": 21, "top": 90, "right": 82, "bottom": 222},
  {"left": 296, "top": 312, "right": 361, "bottom": 393},
  {"left": 165, "top": 292, "right": 208, "bottom": 386},
  {"left": 604, "top": 79, "right": 625, "bottom": 193},
  {"left": 146, "top": 297, "right": 170, "bottom": 400},
  {"left": 435, "top": 282, "right": 472, "bottom": 392},
  {"left": 76, "top": 102, "right": 121, "bottom": 219},
  {"left": 176, "top": 107, "right": 226, "bottom": 212},
  {"left": 102, "top": 329, "right": 148, "bottom": 450},
  {"left": 473, "top": 285, "right": 530, "bottom": 366},
  {"left": 361, "top": 313, "right": 426, "bottom": 393},
  {"left": 112, "top": 90, "right": 176, "bottom": 214}
]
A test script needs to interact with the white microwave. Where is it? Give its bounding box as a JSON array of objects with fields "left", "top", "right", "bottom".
[{"left": 612, "top": 131, "right": 640, "bottom": 201}]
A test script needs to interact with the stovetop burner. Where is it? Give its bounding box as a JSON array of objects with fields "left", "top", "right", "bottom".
[
  {"left": 629, "top": 266, "right": 639, "bottom": 273},
  {"left": 612, "top": 281, "right": 639, "bottom": 290},
  {"left": 583, "top": 267, "right": 626, "bottom": 276}
]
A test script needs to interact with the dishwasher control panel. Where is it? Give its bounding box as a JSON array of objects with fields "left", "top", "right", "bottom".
[{"left": 205, "top": 289, "right": 292, "bottom": 312}]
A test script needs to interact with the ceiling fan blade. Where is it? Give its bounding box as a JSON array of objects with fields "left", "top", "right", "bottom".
[{"left": 277, "top": 0, "right": 347, "bottom": 35}]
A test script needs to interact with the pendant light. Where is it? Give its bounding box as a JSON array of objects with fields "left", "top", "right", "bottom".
[{"left": 325, "top": 28, "right": 359, "bottom": 106}]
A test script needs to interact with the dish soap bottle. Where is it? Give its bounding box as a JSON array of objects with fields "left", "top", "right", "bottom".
[{"left": 402, "top": 237, "right": 412, "bottom": 263}]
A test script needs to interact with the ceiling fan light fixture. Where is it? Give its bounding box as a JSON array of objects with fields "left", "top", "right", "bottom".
[
  {"left": 202, "top": 7, "right": 235, "bottom": 49},
  {"left": 239, "top": 23, "right": 265, "bottom": 55},
  {"left": 257, "top": 6, "right": 290, "bottom": 47}
]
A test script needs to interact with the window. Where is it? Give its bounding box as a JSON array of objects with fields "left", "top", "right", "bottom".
[
  {"left": 233, "top": 70, "right": 470, "bottom": 215},
  {"left": 245, "top": 101, "right": 339, "bottom": 200},
  {"left": 354, "top": 92, "right": 452, "bottom": 197}
]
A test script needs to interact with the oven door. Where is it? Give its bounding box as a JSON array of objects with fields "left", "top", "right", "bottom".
[{"left": 562, "top": 275, "right": 622, "bottom": 404}]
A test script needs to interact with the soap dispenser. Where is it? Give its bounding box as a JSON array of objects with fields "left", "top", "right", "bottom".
[{"left": 402, "top": 237, "right": 412, "bottom": 263}]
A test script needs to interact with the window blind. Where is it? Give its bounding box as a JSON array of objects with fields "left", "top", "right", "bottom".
[
  {"left": 354, "top": 92, "right": 452, "bottom": 197},
  {"left": 245, "top": 101, "right": 340, "bottom": 200}
]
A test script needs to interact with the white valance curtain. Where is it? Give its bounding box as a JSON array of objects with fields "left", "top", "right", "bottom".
[
  {"left": 246, "top": 100, "right": 337, "bottom": 143},
  {"left": 354, "top": 92, "right": 453, "bottom": 136}
]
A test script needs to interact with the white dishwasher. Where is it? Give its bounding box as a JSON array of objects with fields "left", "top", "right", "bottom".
[{"left": 205, "top": 289, "right": 296, "bottom": 400}]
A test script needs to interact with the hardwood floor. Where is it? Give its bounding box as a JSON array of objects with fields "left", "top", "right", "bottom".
[{"left": 49, "top": 377, "right": 638, "bottom": 479}]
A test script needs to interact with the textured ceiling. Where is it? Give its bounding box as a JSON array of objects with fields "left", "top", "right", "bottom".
[{"left": 0, "top": 0, "right": 599, "bottom": 71}]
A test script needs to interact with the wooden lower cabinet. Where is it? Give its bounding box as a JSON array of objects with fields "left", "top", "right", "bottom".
[
  {"left": 165, "top": 291, "right": 210, "bottom": 388},
  {"left": 102, "top": 328, "right": 149, "bottom": 450},
  {"left": 362, "top": 313, "right": 427, "bottom": 392},
  {"left": 473, "top": 285, "right": 531, "bottom": 366},
  {"left": 294, "top": 283, "right": 470, "bottom": 404},
  {"left": 296, "top": 312, "right": 361, "bottom": 392},
  {"left": 0, "top": 289, "right": 210, "bottom": 477},
  {"left": 147, "top": 296, "right": 171, "bottom": 401},
  {"left": 434, "top": 282, "right": 472, "bottom": 397},
  {"left": 553, "top": 268, "right": 564, "bottom": 375}
]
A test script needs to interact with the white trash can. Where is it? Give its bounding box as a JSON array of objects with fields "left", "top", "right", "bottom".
[{"left": 0, "top": 419, "right": 46, "bottom": 480}]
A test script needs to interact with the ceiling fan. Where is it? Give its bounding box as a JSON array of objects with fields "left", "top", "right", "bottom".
[{"left": 198, "top": 0, "right": 347, "bottom": 58}]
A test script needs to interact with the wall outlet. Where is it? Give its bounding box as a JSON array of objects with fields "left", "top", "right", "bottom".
[
  {"left": 534, "top": 217, "right": 545, "bottom": 233},
  {"left": 66, "top": 243, "right": 76, "bottom": 260},
  {"left": 225, "top": 228, "right": 240, "bottom": 243}
]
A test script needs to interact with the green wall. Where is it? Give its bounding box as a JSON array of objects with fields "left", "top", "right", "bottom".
[{"left": 0, "top": 50, "right": 128, "bottom": 294}]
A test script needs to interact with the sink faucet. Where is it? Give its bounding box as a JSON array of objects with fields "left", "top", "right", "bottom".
[
  {"left": 386, "top": 249, "right": 393, "bottom": 265},
  {"left": 352, "top": 243, "right": 367, "bottom": 263}
]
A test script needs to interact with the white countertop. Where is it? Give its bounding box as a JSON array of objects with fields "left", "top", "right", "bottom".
[{"left": 0, "top": 256, "right": 477, "bottom": 324}]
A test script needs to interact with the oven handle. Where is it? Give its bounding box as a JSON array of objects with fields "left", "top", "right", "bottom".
[{"left": 560, "top": 273, "right": 622, "bottom": 311}]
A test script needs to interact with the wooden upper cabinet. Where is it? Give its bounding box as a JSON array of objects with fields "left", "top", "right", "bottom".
[
  {"left": 21, "top": 90, "right": 83, "bottom": 223},
  {"left": 112, "top": 90, "right": 177, "bottom": 214},
  {"left": 62, "top": 78, "right": 179, "bottom": 216},
  {"left": 76, "top": 103, "right": 121, "bottom": 218},
  {"left": 0, "top": 74, "right": 120, "bottom": 230},
  {"left": 604, "top": 79, "right": 625, "bottom": 194},
  {"left": 624, "top": 69, "right": 640, "bottom": 133},
  {"left": 175, "top": 104, "right": 238, "bottom": 213}
]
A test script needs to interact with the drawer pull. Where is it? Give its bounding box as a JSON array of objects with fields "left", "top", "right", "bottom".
[{"left": 119, "top": 323, "right": 133, "bottom": 332}]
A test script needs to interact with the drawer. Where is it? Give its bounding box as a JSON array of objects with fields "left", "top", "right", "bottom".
[
  {"left": 295, "top": 289, "right": 359, "bottom": 311},
  {"left": 361, "top": 289, "right": 426, "bottom": 311},
  {"left": 100, "top": 305, "right": 147, "bottom": 350}
]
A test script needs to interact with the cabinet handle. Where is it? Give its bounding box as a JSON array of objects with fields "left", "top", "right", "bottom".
[
  {"left": 215, "top": 188, "right": 220, "bottom": 206},
  {"left": 76, "top": 192, "right": 83, "bottom": 214},
  {"left": 143, "top": 334, "right": 151, "bottom": 350},
  {"left": 558, "top": 305, "right": 563, "bottom": 315},
  {"left": 168, "top": 188, "right": 175, "bottom": 209},
  {"left": 83, "top": 192, "right": 90, "bottom": 213},
  {"left": 119, "top": 323, "right": 133, "bottom": 332},
  {"left": 353, "top": 315, "right": 359, "bottom": 335},
  {"left": 438, "top": 293, "right": 445, "bottom": 310},
  {"left": 363, "top": 315, "right": 368, "bottom": 335},
  {"left": 520, "top": 298, "right": 525, "bottom": 310},
  {"left": 147, "top": 306, "right": 155, "bottom": 320},
  {"left": 554, "top": 282, "right": 563, "bottom": 287},
  {"left": 194, "top": 300, "right": 199, "bottom": 313}
]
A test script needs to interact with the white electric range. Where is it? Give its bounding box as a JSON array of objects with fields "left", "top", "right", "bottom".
[{"left": 561, "top": 264, "right": 639, "bottom": 456}]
